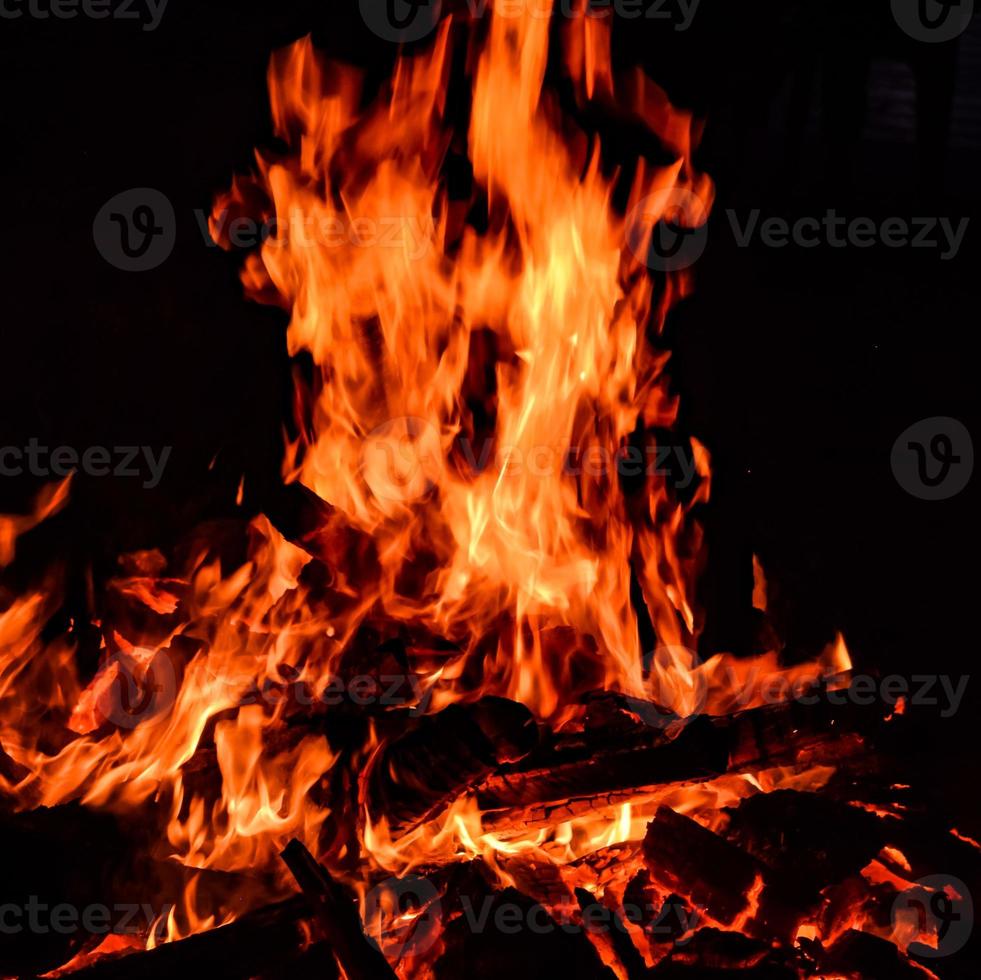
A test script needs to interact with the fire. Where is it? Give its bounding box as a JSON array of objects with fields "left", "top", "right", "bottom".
[
  {"left": 209, "top": 2, "right": 717, "bottom": 727},
  {"left": 0, "top": 2, "right": 913, "bottom": 976}
]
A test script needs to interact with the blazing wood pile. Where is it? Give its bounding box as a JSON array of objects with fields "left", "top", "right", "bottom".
[{"left": 4, "top": 677, "right": 974, "bottom": 980}]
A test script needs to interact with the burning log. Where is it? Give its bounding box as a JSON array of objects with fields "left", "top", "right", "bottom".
[
  {"left": 478, "top": 716, "right": 727, "bottom": 817},
  {"left": 280, "top": 838, "right": 397, "bottom": 980},
  {"left": 724, "top": 789, "right": 888, "bottom": 885},
  {"left": 649, "top": 928, "right": 794, "bottom": 976},
  {"left": 365, "top": 696, "right": 537, "bottom": 837},
  {"left": 622, "top": 868, "right": 693, "bottom": 947},
  {"left": 642, "top": 806, "right": 765, "bottom": 929},
  {"left": 574, "top": 887, "right": 649, "bottom": 980},
  {"left": 433, "top": 886, "right": 617, "bottom": 980},
  {"left": 725, "top": 694, "right": 875, "bottom": 771},
  {"left": 477, "top": 696, "right": 880, "bottom": 835},
  {"left": 821, "top": 929, "right": 932, "bottom": 979},
  {"left": 57, "top": 897, "right": 331, "bottom": 980},
  {"left": 642, "top": 805, "right": 835, "bottom": 948}
]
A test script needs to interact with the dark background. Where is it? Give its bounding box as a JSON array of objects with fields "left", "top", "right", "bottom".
[{"left": 0, "top": 0, "right": 977, "bottom": 891}]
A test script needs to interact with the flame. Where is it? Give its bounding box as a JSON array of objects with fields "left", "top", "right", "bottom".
[
  {"left": 751, "top": 553, "right": 767, "bottom": 612},
  {"left": 0, "top": 2, "right": 885, "bottom": 970},
  {"left": 210, "top": 2, "right": 716, "bottom": 726},
  {"left": 0, "top": 476, "right": 71, "bottom": 568}
]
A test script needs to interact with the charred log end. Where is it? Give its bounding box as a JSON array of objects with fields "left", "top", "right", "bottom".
[{"left": 642, "top": 806, "right": 763, "bottom": 928}]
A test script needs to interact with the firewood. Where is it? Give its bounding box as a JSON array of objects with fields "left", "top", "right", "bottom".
[
  {"left": 569, "top": 843, "right": 647, "bottom": 898},
  {"left": 649, "top": 927, "right": 797, "bottom": 977},
  {"left": 724, "top": 789, "right": 887, "bottom": 886},
  {"left": 725, "top": 696, "right": 877, "bottom": 771},
  {"left": 822, "top": 929, "right": 931, "bottom": 979},
  {"left": 433, "top": 886, "right": 617, "bottom": 980},
  {"left": 476, "top": 698, "right": 879, "bottom": 836},
  {"left": 645, "top": 806, "right": 828, "bottom": 946},
  {"left": 280, "top": 838, "right": 397, "bottom": 980},
  {"left": 622, "top": 869, "right": 692, "bottom": 946},
  {"left": 478, "top": 717, "right": 727, "bottom": 816},
  {"left": 57, "top": 897, "right": 327, "bottom": 980},
  {"left": 574, "top": 887, "right": 649, "bottom": 980},
  {"left": 364, "top": 696, "right": 536, "bottom": 838},
  {"left": 642, "top": 807, "right": 764, "bottom": 928}
]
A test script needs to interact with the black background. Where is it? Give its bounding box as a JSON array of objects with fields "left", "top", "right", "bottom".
[{"left": 0, "top": 0, "right": 978, "bottom": 930}]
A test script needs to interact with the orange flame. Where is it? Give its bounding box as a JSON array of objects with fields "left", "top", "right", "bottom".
[{"left": 0, "top": 2, "right": 870, "bottom": 966}]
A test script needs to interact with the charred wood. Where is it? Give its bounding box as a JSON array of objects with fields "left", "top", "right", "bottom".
[
  {"left": 57, "top": 897, "right": 327, "bottom": 980},
  {"left": 725, "top": 789, "right": 887, "bottom": 886},
  {"left": 476, "top": 698, "right": 880, "bottom": 836},
  {"left": 822, "top": 929, "right": 931, "bottom": 980},
  {"left": 642, "top": 807, "right": 764, "bottom": 928},
  {"left": 574, "top": 887, "right": 649, "bottom": 980},
  {"left": 364, "top": 696, "right": 536, "bottom": 837},
  {"left": 433, "top": 886, "right": 616, "bottom": 980},
  {"left": 280, "top": 838, "right": 396, "bottom": 980}
]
